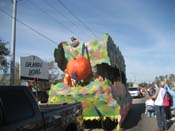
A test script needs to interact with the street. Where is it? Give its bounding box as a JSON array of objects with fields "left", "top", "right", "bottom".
[{"left": 85, "top": 97, "right": 175, "bottom": 131}]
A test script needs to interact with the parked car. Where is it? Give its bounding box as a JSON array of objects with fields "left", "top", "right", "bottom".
[
  {"left": 128, "top": 87, "right": 142, "bottom": 98},
  {"left": 0, "top": 85, "right": 84, "bottom": 131}
]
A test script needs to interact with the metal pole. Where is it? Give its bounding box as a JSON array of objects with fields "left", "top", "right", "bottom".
[{"left": 10, "top": 0, "right": 17, "bottom": 85}]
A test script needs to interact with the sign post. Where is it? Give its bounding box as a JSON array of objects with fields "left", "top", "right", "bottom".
[
  {"left": 19, "top": 55, "right": 49, "bottom": 103},
  {"left": 19, "top": 55, "right": 49, "bottom": 81}
]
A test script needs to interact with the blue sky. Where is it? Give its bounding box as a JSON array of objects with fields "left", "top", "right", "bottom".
[{"left": 0, "top": 0, "right": 175, "bottom": 82}]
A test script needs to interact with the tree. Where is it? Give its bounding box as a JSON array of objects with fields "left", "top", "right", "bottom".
[
  {"left": 154, "top": 74, "right": 175, "bottom": 87},
  {"left": 0, "top": 40, "right": 10, "bottom": 73},
  {"left": 139, "top": 82, "right": 149, "bottom": 88},
  {"left": 0, "top": 73, "right": 9, "bottom": 84},
  {"left": 168, "top": 74, "right": 175, "bottom": 87},
  {"left": 48, "top": 61, "right": 64, "bottom": 83},
  {"left": 169, "top": 74, "right": 175, "bottom": 81},
  {"left": 14, "top": 63, "right": 20, "bottom": 84}
]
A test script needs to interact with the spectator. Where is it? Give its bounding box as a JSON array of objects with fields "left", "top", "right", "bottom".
[
  {"left": 163, "top": 88, "right": 172, "bottom": 120},
  {"left": 27, "top": 81, "right": 33, "bottom": 91},
  {"left": 164, "top": 82, "right": 175, "bottom": 120},
  {"left": 145, "top": 87, "right": 156, "bottom": 118},
  {"left": 148, "top": 87, "right": 156, "bottom": 97},
  {"left": 151, "top": 81, "right": 168, "bottom": 131},
  {"left": 145, "top": 98, "right": 155, "bottom": 118}
]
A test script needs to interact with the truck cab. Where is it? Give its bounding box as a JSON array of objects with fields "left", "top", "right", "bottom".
[{"left": 0, "top": 85, "right": 84, "bottom": 131}]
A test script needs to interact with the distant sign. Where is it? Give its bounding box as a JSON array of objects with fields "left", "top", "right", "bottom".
[
  {"left": 133, "top": 82, "right": 139, "bottom": 87},
  {"left": 19, "top": 55, "right": 49, "bottom": 81}
]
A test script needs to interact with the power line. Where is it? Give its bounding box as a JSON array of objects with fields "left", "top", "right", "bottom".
[
  {"left": 43, "top": 0, "right": 89, "bottom": 37},
  {"left": 27, "top": 0, "right": 77, "bottom": 37},
  {"left": 56, "top": 0, "right": 98, "bottom": 39},
  {"left": 0, "top": 9, "right": 57, "bottom": 46}
]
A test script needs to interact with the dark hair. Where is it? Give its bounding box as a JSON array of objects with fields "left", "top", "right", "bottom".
[{"left": 148, "top": 87, "right": 156, "bottom": 96}]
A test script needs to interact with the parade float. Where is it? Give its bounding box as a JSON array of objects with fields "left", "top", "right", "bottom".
[{"left": 48, "top": 34, "right": 132, "bottom": 130}]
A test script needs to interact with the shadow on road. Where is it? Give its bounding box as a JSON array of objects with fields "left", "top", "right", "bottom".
[
  {"left": 84, "top": 102, "right": 145, "bottom": 131},
  {"left": 122, "top": 102, "right": 145, "bottom": 130},
  {"left": 84, "top": 120, "right": 102, "bottom": 129},
  {"left": 84, "top": 118, "right": 117, "bottom": 131},
  {"left": 167, "top": 114, "right": 175, "bottom": 130}
]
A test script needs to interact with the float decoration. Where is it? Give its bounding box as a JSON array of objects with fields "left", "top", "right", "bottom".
[
  {"left": 66, "top": 56, "right": 91, "bottom": 81},
  {"left": 50, "top": 34, "right": 132, "bottom": 130}
]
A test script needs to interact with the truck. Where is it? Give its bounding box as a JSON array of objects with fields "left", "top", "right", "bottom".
[
  {"left": 49, "top": 34, "right": 132, "bottom": 131},
  {"left": 0, "top": 85, "right": 84, "bottom": 131}
]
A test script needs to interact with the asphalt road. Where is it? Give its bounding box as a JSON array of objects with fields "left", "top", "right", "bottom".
[{"left": 84, "top": 97, "right": 175, "bottom": 131}]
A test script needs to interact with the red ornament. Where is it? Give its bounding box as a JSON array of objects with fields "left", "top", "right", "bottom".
[{"left": 66, "top": 56, "right": 91, "bottom": 80}]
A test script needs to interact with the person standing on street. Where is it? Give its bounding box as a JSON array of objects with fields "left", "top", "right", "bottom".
[
  {"left": 27, "top": 81, "right": 33, "bottom": 91},
  {"left": 164, "top": 81, "right": 175, "bottom": 120},
  {"left": 151, "top": 81, "right": 168, "bottom": 131},
  {"left": 163, "top": 88, "right": 171, "bottom": 120}
]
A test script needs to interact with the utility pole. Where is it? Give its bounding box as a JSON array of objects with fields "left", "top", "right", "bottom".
[{"left": 10, "top": 0, "right": 17, "bottom": 85}]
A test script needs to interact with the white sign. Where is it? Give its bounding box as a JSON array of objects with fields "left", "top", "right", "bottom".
[{"left": 19, "top": 55, "right": 49, "bottom": 81}]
